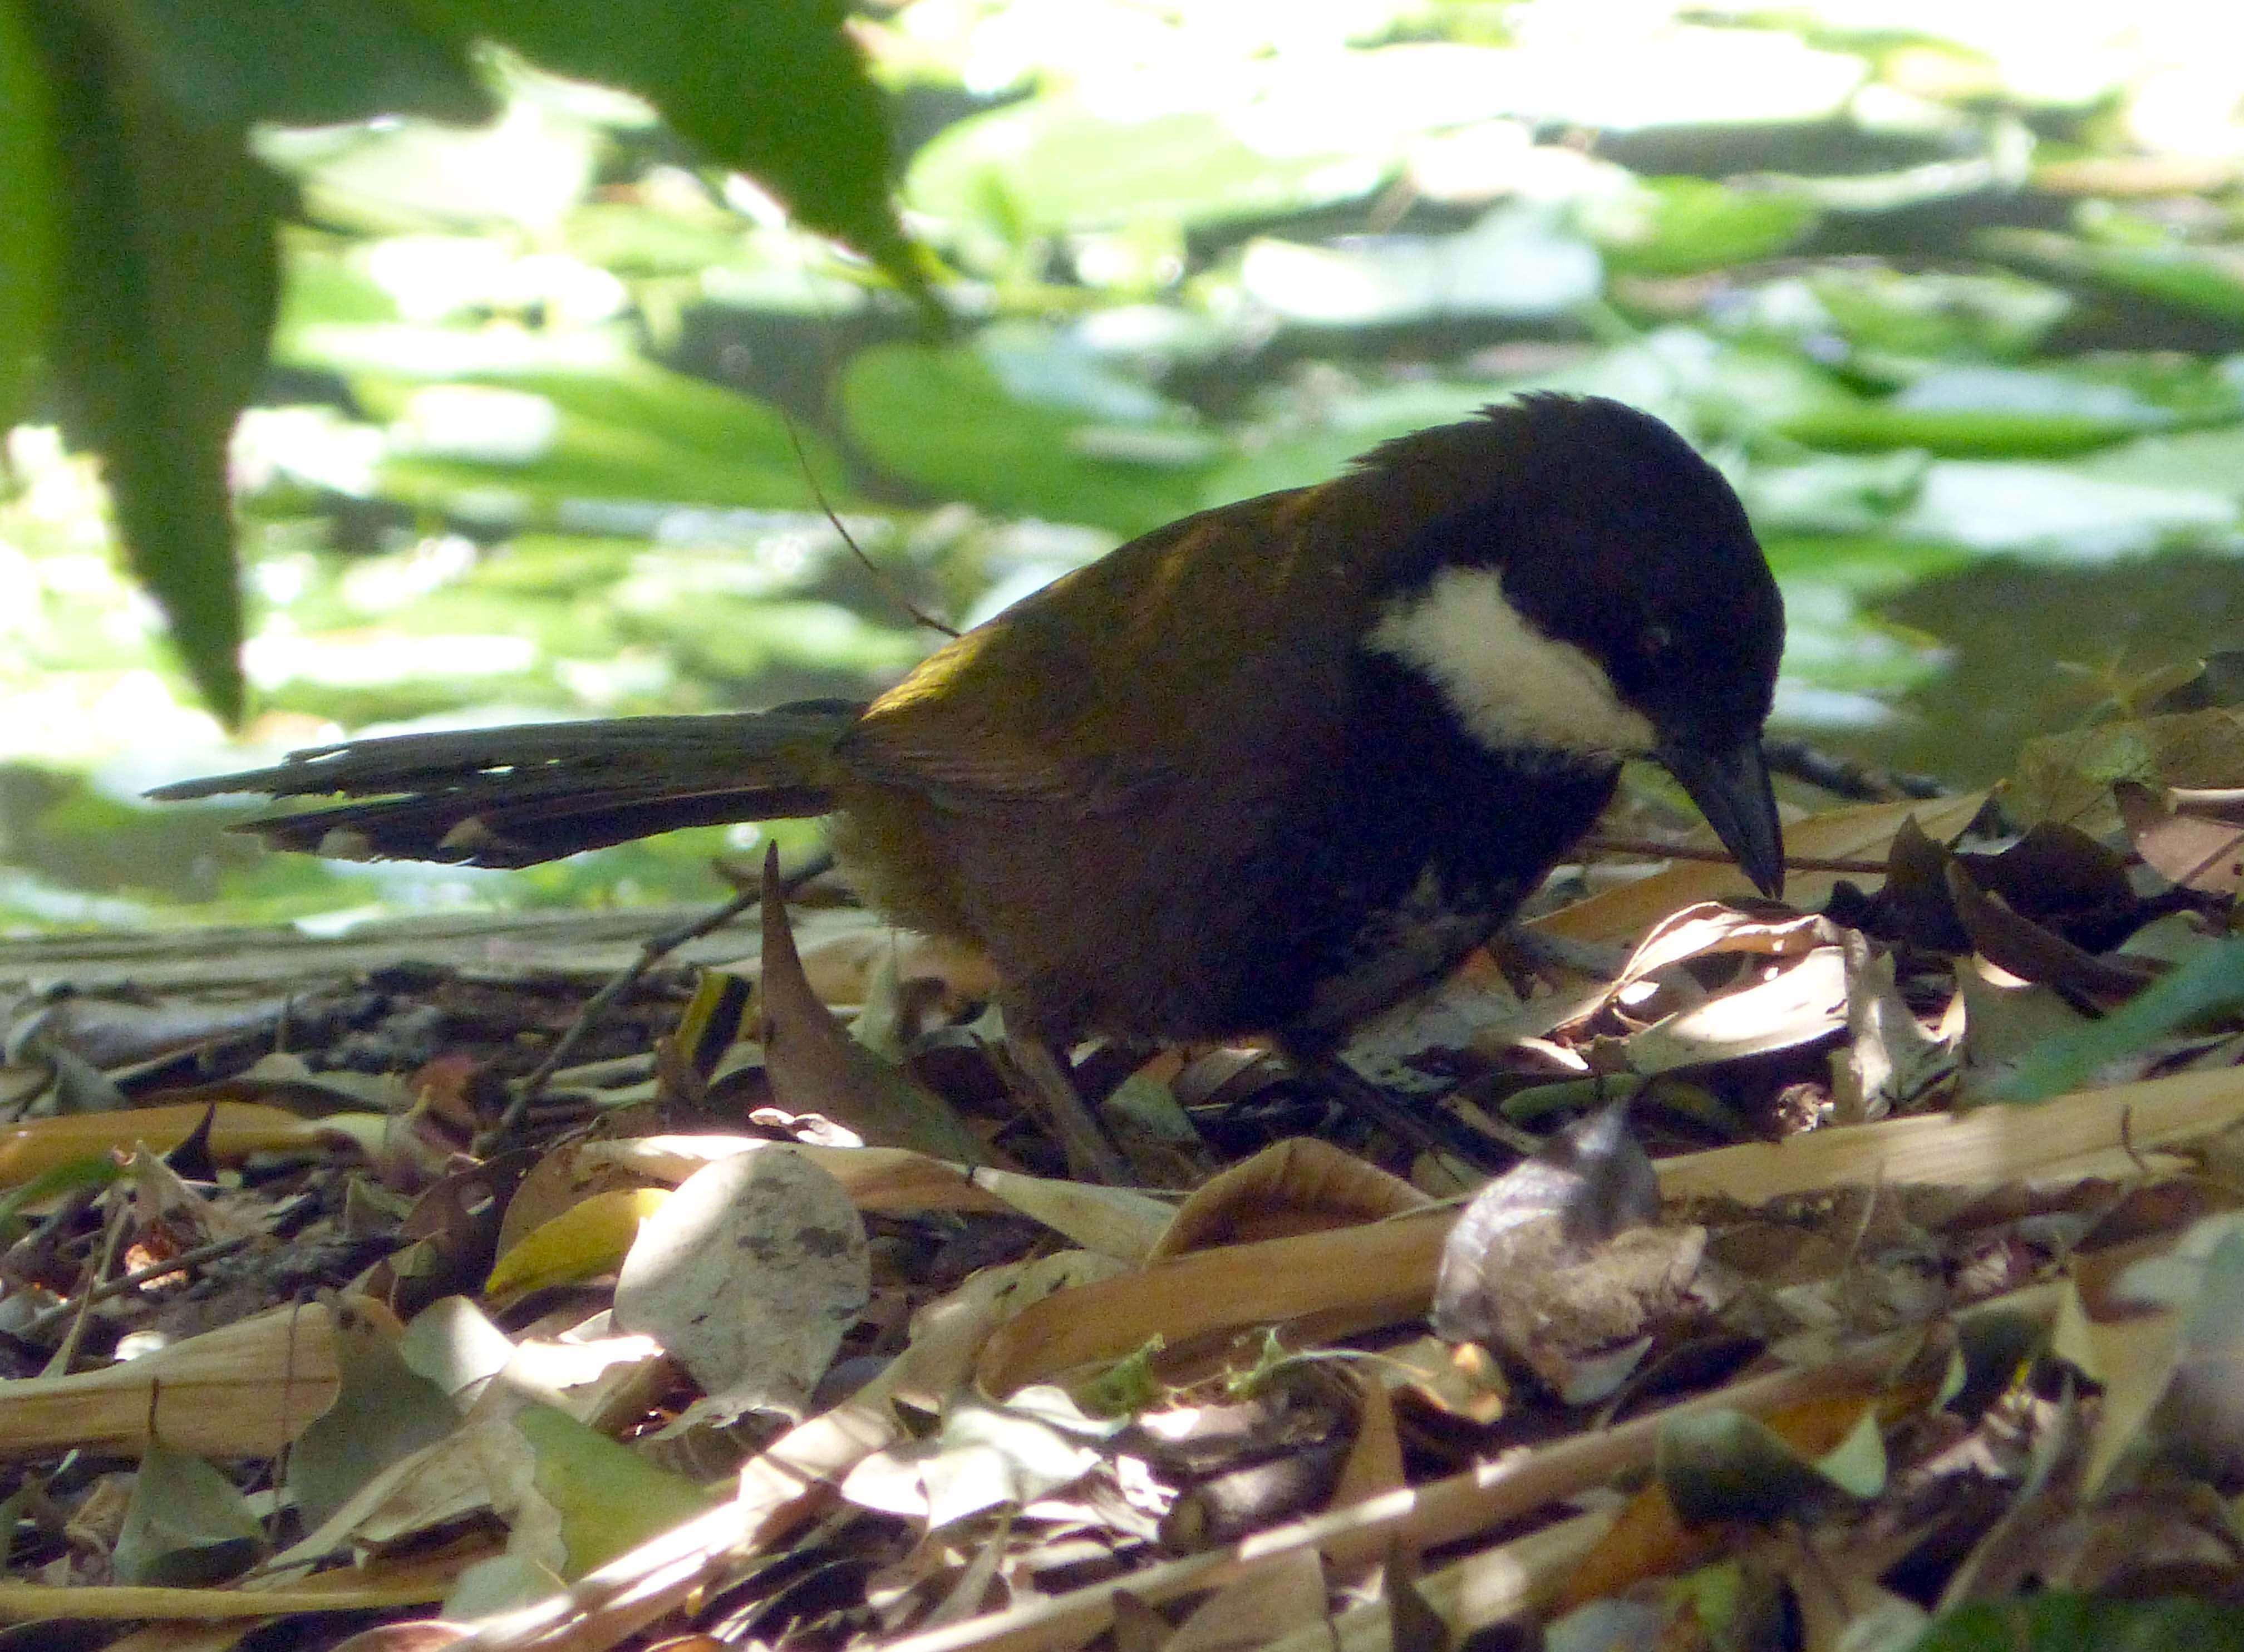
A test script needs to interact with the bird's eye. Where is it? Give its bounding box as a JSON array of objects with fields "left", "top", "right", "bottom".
[{"left": 1642, "top": 623, "right": 1675, "bottom": 657}]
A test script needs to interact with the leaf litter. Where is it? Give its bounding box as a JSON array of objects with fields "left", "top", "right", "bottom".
[{"left": 7, "top": 722, "right": 2244, "bottom": 1647}]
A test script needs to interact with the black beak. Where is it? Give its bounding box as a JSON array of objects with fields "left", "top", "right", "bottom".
[{"left": 1657, "top": 738, "right": 1785, "bottom": 899}]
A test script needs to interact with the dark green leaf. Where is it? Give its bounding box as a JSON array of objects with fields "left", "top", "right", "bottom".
[
  {"left": 88, "top": 0, "right": 491, "bottom": 127},
  {"left": 437, "top": 0, "right": 920, "bottom": 297},
  {"left": 33, "top": 5, "right": 289, "bottom": 724},
  {"left": 1909, "top": 1594, "right": 2244, "bottom": 1652},
  {"left": 1656, "top": 1406, "right": 1882, "bottom": 1526},
  {"left": 1985, "top": 936, "right": 2244, "bottom": 1103},
  {"left": 113, "top": 1438, "right": 265, "bottom": 1586},
  {"left": 0, "top": 0, "right": 60, "bottom": 429}
]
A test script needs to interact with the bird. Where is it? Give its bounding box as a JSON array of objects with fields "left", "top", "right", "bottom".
[{"left": 154, "top": 393, "right": 1786, "bottom": 1065}]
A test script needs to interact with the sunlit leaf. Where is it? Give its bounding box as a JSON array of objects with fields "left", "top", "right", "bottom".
[
  {"left": 512, "top": 1402, "right": 718, "bottom": 1577},
  {"left": 1586, "top": 175, "right": 1817, "bottom": 277},
  {"left": 1238, "top": 205, "right": 1601, "bottom": 328},
  {"left": 1806, "top": 267, "right": 2071, "bottom": 362},
  {"left": 436, "top": 0, "right": 920, "bottom": 296},
  {"left": 1984, "top": 225, "right": 2244, "bottom": 326}
]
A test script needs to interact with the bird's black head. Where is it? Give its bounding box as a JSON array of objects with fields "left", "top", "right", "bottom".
[{"left": 1359, "top": 394, "right": 1787, "bottom": 893}]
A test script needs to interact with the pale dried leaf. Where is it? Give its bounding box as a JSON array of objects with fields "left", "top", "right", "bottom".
[
  {"left": 613, "top": 1147, "right": 869, "bottom": 1423},
  {"left": 1626, "top": 946, "right": 1849, "bottom": 1074},
  {"left": 1833, "top": 932, "right": 1954, "bottom": 1123}
]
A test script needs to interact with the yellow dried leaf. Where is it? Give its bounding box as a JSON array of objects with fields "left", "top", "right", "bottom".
[
  {"left": 0, "top": 1102, "right": 343, "bottom": 1186},
  {"left": 485, "top": 1188, "right": 671, "bottom": 1299}
]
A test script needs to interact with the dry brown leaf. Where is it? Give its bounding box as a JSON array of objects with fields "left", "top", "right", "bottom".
[
  {"left": 2117, "top": 780, "right": 2244, "bottom": 896},
  {"left": 1942, "top": 861, "right": 2156, "bottom": 1000},
  {"left": 1161, "top": 1544, "right": 1329, "bottom": 1652},
  {"left": 584, "top": 1134, "right": 1012, "bottom": 1217},
  {"left": 2052, "top": 1274, "right": 2186, "bottom": 1503},
  {"left": 0, "top": 1534, "right": 493, "bottom": 1623},
  {"left": 1326, "top": 1371, "right": 1405, "bottom": 1515},
  {"left": 1554, "top": 1380, "right": 1919, "bottom": 1612},
  {"left": 1623, "top": 945, "right": 1849, "bottom": 1074},
  {"left": 1257, "top": 1510, "right": 1615, "bottom": 1652},
  {"left": 1533, "top": 793, "right": 1991, "bottom": 948},
  {"left": 491, "top": 1140, "right": 670, "bottom": 1270},
  {"left": 758, "top": 849, "right": 993, "bottom": 1166},
  {"left": 613, "top": 1147, "right": 869, "bottom": 1423},
  {"left": 580, "top": 1132, "right": 1169, "bottom": 1253},
  {"left": 975, "top": 1212, "right": 1452, "bottom": 1398},
  {"left": 1833, "top": 932, "right": 1955, "bottom": 1123},
  {"left": 1150, "top": 1138, "right": 1431, "bottom": 1260},
  {"left": 966, "top": 1167, "right": 1174, "bottom": 1260}
]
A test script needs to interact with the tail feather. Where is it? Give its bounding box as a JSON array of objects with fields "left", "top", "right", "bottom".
[{"left": 149, "top": 708, "right": 858, "bottom": 868}]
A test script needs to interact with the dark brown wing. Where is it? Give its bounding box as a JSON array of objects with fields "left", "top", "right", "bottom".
[{"left": 838, "top": 483, "right": 1375, "bottom": 814}]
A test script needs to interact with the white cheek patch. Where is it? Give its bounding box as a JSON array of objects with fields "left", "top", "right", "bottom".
[{"left": 1367, "top": 566, "right": 1657, "bottom": 757}]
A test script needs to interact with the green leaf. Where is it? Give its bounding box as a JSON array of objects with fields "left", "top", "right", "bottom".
[
  {"left": 436, "top": 0, "right": 921, "bottom": 298},
  {"left": 89, "top": 0, "right": 491, "bottom": 127},
  {"left": 1656, "top": 1407, "right": 1879, "bottom": 1526},
  {"left": 114, "top": 1438, "right": 265, "bottom": 1587},
  {"left": 1779, "top": 363, "right": 2238, "bottom": 460},
  {"left": 0, "top": 0, "right": 60, "bottom": 430},
  {"left": 907, "top": 97, "right": 1391, "bottom": 240},
  {"left": 1986, "top": 936, "right": 2244, "bottom": 1103},
  {"left": 33, "top": 5, "right": 287, "bottom": 724},
  {"left": 1202, "top": 381, "right": 1517, "bottom": 507},
  {"left": 1586, "top": 176, "right": 1818, "bottom": 278},
  {"left": 1909, "top": 1594, "right": 2244, "bottom": 1652},
  {"left": 286, "top": 1310, "right": 462, "bottom": 1534},
  {"left": 1983, "top": 226, "right": 2244, "bottom": 327},
  {"left": 1805, "top": 267, "right": 2071, "bottom": 362},
  {"left": 512, "top": 1402, "right": 717, "bottom": 1578},
  {"left": 842, "top": 333, "right": 1224, "bottom": 535},
  {"left": 288, "top": 322, "right": 852, "bottom": 518}
]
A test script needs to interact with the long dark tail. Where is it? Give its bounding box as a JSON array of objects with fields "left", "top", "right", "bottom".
[{"left": 147, "top": 705, "right": 863, "bottom": 867}]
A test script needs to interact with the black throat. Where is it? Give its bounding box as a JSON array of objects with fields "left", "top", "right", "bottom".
[{"left": 1228, "top": 653, "right": 1621, "bottom": 1049}]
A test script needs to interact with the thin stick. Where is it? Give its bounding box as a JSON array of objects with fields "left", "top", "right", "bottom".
[
  {"left": 26, "top": 1233, "right": 258, "bottom": 1339},
  {"left": 41, "top": 1198, "right": 130, "bottom": 1378},
  {"left": 1579, "top": 834, "right": 1887, "bottom": 876},
  {"left": 484, "top": 851, "right": 835, "bottom": 1148}
]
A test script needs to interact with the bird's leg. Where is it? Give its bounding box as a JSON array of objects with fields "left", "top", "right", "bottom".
[
  {"left": 1000, "top": 1024, "right": 1134, "bottom": 1186},
  {"left": 1303, "top": 1054, "right": 1503, "bottom": 1179}
]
